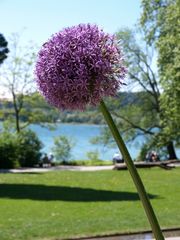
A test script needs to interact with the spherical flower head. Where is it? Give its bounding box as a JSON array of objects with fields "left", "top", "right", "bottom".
[{"left": 35, "top": 24, "right": 126, "bottom": 110}]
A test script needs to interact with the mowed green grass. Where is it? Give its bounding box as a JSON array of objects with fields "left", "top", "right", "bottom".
[{"left": 0, "top": 168, "right": 180, "bottom": 240}]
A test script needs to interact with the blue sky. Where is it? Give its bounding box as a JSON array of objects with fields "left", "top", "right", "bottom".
[{"left": 1, "top": 0, "right": 141, "bottom": 45}]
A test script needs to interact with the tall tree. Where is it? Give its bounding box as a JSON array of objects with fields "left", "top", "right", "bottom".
[
  {"left": 140, "top": 0, "right": 171, "bottom": 45},
  {"left": 0, "top": 33, "right": 36, "bottom": 132},
  {"left": 113, "top": 29, "right": 165, "bottom": 155},
  {"left": 140, "top": 0, "right": 180, "bottom": 158},
  {"left": 94, "top": 27, "right": 177, "bottom": 159},
  {"left": 0, "top": 33, "right": 9, "bottom": 65},
  {"left": 157, "top": 0, "right": 180, "bottom": 156},
  {"left": 0, "top": 33, "right": 59, "bottom": 132},
  {"left": 115, "top": 28, "right": 161, "bottom": 139}
]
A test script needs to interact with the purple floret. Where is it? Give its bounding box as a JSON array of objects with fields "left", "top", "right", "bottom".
[{"left": 35, "top": 24, "right": 126, "bottom": 110}]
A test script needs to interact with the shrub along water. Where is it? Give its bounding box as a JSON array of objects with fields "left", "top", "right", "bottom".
[
  {"left": 0, "top": 129, "right": 42, "bottom": 169},
  {"left": 0, "top": 131, "right": 19, "bottom": 169}
]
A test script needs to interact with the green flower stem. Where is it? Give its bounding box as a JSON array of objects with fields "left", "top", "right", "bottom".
[{"left": 99, "top": 100, "right": 164, "bottom": 240}]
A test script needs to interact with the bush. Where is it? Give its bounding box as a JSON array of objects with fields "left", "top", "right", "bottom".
[
  {"left": 0, "top": 128, "right": 43, "bottom": 169},
  {"left": 86, "top": 150, "right": 101, "bottom": 162},
  {"left": 17, "top": 130, "right": 43, "bottom": 167},
  {"left": 136, "top": 143, "right": 149, "bottom": 162},
  {"left": 52, "top": 135, "right": 75, "bottom": 163},
  {"left": 0, "top": 132, "right": 19, "bottom": 169}
]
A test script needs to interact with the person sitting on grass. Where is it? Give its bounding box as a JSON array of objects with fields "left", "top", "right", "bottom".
[
  {"left": 42, "top": 153, "right": 50, "bottom": 167},
  {"left": 48, "top": 153, "right": 55, "bottom": 166},
  {"left": 113, "top": 152, "right": 124, "bottom": 164}
]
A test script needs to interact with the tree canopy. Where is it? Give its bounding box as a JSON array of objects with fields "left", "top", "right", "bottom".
[
  {"left": 140, "top": 0, "right": 180, "bottom": 152},
  {"left": 0, "top": 34, "right": 59, "bottom": 132},
  {"left": 93, "top": 5, "right": 179, "bottom": 160}
]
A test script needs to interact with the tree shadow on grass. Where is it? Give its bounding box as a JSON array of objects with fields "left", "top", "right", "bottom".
[{"left": 0, "top": 183, "right": 158, "bottom": 202}]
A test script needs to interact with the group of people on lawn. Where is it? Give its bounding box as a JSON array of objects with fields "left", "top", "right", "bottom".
[
  {"left": 145, "top": 151, "right": 160, "bottom": 162},
  {"left": 40, "top": 150, "right": 160, "bottom": 167},
  {"left": 113, "top": 150, "right": 160, "bottom": 164},
  {"left": 39, "top": 153, "right": 54, "bottom": 167}
]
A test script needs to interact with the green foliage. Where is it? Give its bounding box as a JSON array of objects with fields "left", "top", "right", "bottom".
[
  {"left": 140, "top": 0, "right": 180, "bottom": 152},
  {"left": 52, "top": 135, "right": 75, "bottom": 162},
  {"left": 22, "top": 92, "right": 60, "bottom": 124},
  {"left": 0, "top": 92, "right": 60, "bottom": 128},
  {"left": 86, "top": 150, "right": 101, "bottom": 162},
  {"left": 0, "top": 92, "right": 104, "bottom": 125},
  {"left": 0, "top": 35, "right": 60, "bottom": 132},
  {"left": 0, "top": 131, "right": 19, "bottom": 169},
  {"left": 59, "top": 108, "right": 104, "bottom": 124},
  {"left": 93, "top": 91, "right": 163, "bottom": 159},
  {"left": 114, "top": 28, "right": 161, "bottom": 141},
  {"left": 0, "top": 36, "right": 36, "bottom": 132},
  {"left": 136, "top": 143, "right": 149, "bottom": 162},
  {"left": 0, "top": 123, "right": 42, "bottom": 168},
  {"left": 136, "top": 142, "right": 168, "bottom": 162},
  {"left": 157, "top": 0, "right": 180, "bottom": 146},
  {"left": 17, "top": 129, "right": 43, "bottom": 167},
  {"left": 0, "top": 33, "right": 9, "bottom": 65},
  {"left": 96, "top": 21, "right": 178, "bottom": 159},
  {"left": 53, "top": 159, "right": 112, "bottom": 166},
  {"left": 140, "top": 0, "right": 170, "bottom": 45}
]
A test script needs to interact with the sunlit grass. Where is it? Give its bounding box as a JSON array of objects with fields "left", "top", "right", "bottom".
[
  {"left": 56, "top": 159, "right": 113, "bottom": 166},
  {"left": 0, "top": 168, "right": 179, "bottom": 240}
]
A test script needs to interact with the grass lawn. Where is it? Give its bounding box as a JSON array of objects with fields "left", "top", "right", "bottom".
[{"left": 0, "top": 168, "right": 180, "bottom": 240}]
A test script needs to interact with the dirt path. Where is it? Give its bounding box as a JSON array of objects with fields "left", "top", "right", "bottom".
[
  {"left": 0, "top": 165, "right": 114, "bottom": 173},
  {"left": 1, "top": 161, "right": 180, "bottom": 173}
]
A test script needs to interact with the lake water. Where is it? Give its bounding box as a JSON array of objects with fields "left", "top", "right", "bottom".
[
  {"left": 29, "top": 123, "right": 146, "bottom": 161},
  {"left": 1, "top": 122, "right": 179, "bottom": 161}
]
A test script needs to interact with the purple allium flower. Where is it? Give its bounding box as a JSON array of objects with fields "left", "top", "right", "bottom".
[{"left": 35, "top": 24, "right": 126, "bottom": 110}]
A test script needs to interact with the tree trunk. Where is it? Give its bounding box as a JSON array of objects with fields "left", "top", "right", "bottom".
[
  {"left": 167, "top": 141, "right": 177, "bottom": 160},
  {"left": 12, "top": 91, "right": 20, "bottom": 133},
  {"left": 15, "top": 109, "right": 20, "bottom": 133}
]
